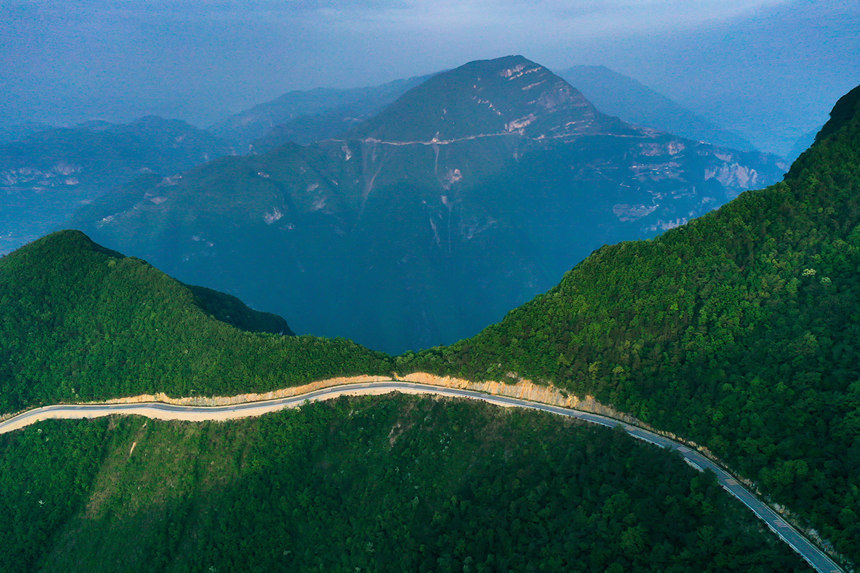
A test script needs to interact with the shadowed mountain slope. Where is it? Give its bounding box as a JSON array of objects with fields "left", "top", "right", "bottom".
[{"left": 71, "top": 56, "right": 786, "bottom": 353}]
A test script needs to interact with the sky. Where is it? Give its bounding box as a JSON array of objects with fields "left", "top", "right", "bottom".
[{"left": 1, "top": 0, "right": 858, "bottom": 155}]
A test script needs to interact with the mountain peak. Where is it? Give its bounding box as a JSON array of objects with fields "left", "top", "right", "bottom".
[
  {"left": 350, "top": 55, "right": 612, "bottom": 143},
  {"left": 814, "top": 84, "right": 860, "bottom": 143}
]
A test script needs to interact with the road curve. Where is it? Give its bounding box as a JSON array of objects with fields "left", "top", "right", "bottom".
[{"left": 0, "top": 381, "right": 844, "bottom": 573}]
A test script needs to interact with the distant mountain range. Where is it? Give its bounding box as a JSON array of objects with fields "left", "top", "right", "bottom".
[
  {"left": 0, "top": 116, "right": 234, "bottom": 255},
  {"left": 70, "top": 56, "right": 787, "bottom": 353},
  {"left": 557, "top": 65, "right": 757, "bottom": 152},
  {"left": 2, "top": 61, "right": 776, "bottom": 259},
  {"left": 0, "top": 121, "right": 53, "bottom": 145},
  {"left": 213, "top": 63, "right": 765, "bottom": 156}
]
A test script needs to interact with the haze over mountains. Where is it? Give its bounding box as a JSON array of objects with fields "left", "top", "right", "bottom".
[
  {"left": 407, "top": 83, "right": 860, "bottom": 565},
  {"left": 212, "top": 63, "right": 763, "bottom": 155},
  {"left": 0, "top": 117, "right": 233, "bottom": 255},
  {"left": 557, "top": 66, "right": 757, "bottom": 152},
  {"left": 70, "top": 56, "right": 786, "bottom": 353},
  {"left": 3, "top": 60, "right": 769, "bottom": 262}
]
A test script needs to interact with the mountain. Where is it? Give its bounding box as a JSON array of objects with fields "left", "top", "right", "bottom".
[
  {"left": 70, "top": 56, "right": 787, "bottom": 354},
  {"left": 222, "top": 64, "right": 757, "bottom": 154},
  {"left": 0, "top": 395, "right": 808, "bottom": 572},
  {"left": 558, "top": 65, "right": 757, "bottom": 152},
  {"left": 210, "top": 74, "right": 431, "bottom": 151},
  {"left": 0, "top": 230, "right": 390, "bottom": 412},
  {"left": 0, "top": 116, "right": 234, "bottom": 255},
  {"left": 403, "top": 85, "right": 860, "bottom": 565},
  {"left": 0, "top": 121, "right": 53, "bottom": 144}
]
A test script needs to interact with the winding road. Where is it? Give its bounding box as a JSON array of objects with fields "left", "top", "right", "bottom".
[{"left": 0, "top": 380, "right": 844, "bottom": 573}]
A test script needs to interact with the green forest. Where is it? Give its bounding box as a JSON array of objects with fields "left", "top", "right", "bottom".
[
  {"left": 0, "top": 395, "right": 808, "bottom": 572},
  {"left": 0, "top": 230, "right": 393, "bottom": 413},
  {"left": 400, "top": 86, "right": 860, "bottom": 563},
  {"left": 1, "top": 81, "right": 857, "bottom": 571}
]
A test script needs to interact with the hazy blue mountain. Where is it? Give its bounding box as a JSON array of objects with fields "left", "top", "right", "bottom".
[
  {"left": 210, "top": 74, "right": 432, "bottom": 152},
  {"left": 558, "top": 65, "right": 757, "bottom": 152},
  {"left": 0, "top": 229, "right": 395, "bottom": 412},
  {"left": 71, "top": 56, "right": 786, "bottom": 354},
  {"left": 0, "top": 121, "right": 53, "bottom": 145},
  {"left": 0, "top": 116, "right": 234, "bottom": 255},
  {"left": 249, "top": 109, "right": 367, "bottom": 151}
]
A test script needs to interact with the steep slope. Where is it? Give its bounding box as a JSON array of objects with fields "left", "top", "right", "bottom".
[
  {"left": 403, "top": 85, "right": 860, "bottom": 565},
  {"left": 0, "top": 116, "right": 234, "bottom": 255},
  {"left": 0, "top": 395, "right": 808, "bottom": 572},
  {"left": 71, "top": 56, "right": 786, "bottom": 354},
  {"left": 0, "top": 230, "right": 391, "bottom": 412},
  {"left": 558, "top": 65, "right": 756, "bottom": 151},
  {"left": 787, "top": 127, "right": 821, "bottom": 163}
]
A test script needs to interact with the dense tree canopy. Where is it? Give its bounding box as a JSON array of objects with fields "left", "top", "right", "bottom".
[
  {"left": 400, "top": 85, "right": 860, "bottom": 564},
  {"left": 0, "top": 395, "right": 808, "bottom": 572}
]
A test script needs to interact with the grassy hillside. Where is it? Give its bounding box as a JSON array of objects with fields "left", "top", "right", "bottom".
[
  {"left": 400, "top": 86, "right": 860, "bottom": 563},
  {"left": 0, "top": 395, "right": 808, "bottom": 572},
  {"left": 0, "top": 230, "right": 392, "bottom": 413}
]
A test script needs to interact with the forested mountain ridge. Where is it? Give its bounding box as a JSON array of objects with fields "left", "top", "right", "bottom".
[
  {"left": 70, "top": 56, "right": 786, "bottom": 354},
  {"left": 401, "top": 85, "right": 860, "bottom": 565},
  {"left": 0, "top": 230, "right": 391, "bottom": 413},
  {"left": 0, "top": 395, "right": 809, "bottom": 572}
]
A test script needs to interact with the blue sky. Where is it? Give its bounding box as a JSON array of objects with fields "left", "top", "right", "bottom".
[{"left": 1, "top": 0, "right": 858, "bottom": 154}]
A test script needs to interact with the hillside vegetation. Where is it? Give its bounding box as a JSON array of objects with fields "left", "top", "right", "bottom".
[
  {"left": 401, "top": 86, "right": 860, "bottom": 563},
  {"left": 0, "top": 395, "right": 807, "bottom": 572},
  {"left": 0, "top": 230, "right": 392, "bottom": 413}
]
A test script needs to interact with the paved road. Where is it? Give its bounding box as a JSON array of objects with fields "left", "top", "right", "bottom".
[{"left": 0, "top": 381, "right": 844, "bottom": 573}]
